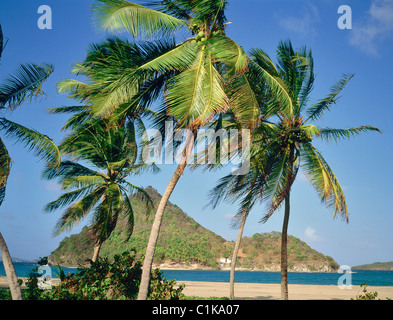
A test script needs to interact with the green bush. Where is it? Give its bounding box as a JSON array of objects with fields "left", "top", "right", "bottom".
[{"left": 38, "top": 250, "right": 184, "bottom": 300}]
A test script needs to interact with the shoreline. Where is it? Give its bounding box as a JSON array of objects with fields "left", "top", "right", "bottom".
[
  {"left": 1, "top": 277, "right": 393, "bottom": 300},
  {"left": 179, "top": 281, "right": 393, "bottom": 300}
]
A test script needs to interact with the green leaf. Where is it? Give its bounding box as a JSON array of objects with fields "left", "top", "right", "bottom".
[
  {"left": 0, "top": 117, "right": 60, "bottom": 167},
  {"left": 0, "top": 137, "right": 10, "bottom": 206},
  {"left": 166, "top": 50, "right": 228, "bottom": 127},
  {"left": 0, "top": 63, "right": 53, "bottom": 110},
  {"left": 53, "top": 186, "right": 107, "bottom": 235},
  {"left": 305, "top": 73, "right": 354, "bottom": 122},
  {"left": 210, "top": 35, "right": 248, "bottom": 76},
  {"left": 301, "top": 143, "right": 348, "bottom": 221},
  {"left": 300, "top": 124, "right": 321, "bottom": 139},
  {"left": 249, "top": 58, "right": 294, "bottom": 119},
  {"left": 317, "top": 126, "right": 381, "bottom": 142},
  {"left": 91, "top": 0, "right": 186, "bottom": 38}
]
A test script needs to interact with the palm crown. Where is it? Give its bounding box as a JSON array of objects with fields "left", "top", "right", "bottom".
[
  {"left": 83, "top": 0, "right": 283, "bottom": 129},
  {"left": 43, "top": 120, "right": 156, "bottom": 247},
  {"left": 251, "top": 41, "right": 380, "bottom": 221}
]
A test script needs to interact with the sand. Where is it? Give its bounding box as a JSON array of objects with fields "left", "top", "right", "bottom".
[
  {"left": 1, "top": 276, "right": 392, "bottom": 300},
  {"left": 180, "top": 281, "right": 393, "bottom": 300}
]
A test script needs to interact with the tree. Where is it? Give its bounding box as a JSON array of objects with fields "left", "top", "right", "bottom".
[
  {"left": 207, "top": 56, "right": 281, "bottom": 300},
  {"left": 43, "top": 119, "right": 156, "bottom": 262},
  {"left": 210, "top": 40, "right": 381, "bottom": 300},
  {"left": 0, "top": 24, "right": 59, "bottom": 300},
  {"left": 208, "top": 137, "right": 278, "bottom": 300},
  {"left": 248, "top": 41, "right": 381, "bottom": 300},
  {"left": 89, "top": 0, "right": 264, "bottom": 300}
]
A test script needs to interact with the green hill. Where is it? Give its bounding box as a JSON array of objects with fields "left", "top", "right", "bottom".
[
  {"left": 353, "top": 262, "right": 393, "bottom": 271},
  {"left": 49, "top": 187, "right": 339, "bottom": 272}
]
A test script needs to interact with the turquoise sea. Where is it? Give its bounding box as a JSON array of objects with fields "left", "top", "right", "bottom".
[{"left": 1, "top": 262, "right": 393, "bottom": 287}]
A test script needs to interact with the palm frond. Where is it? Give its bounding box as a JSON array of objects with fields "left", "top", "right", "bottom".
[
  {"left": 44, "top": 185, "right": 99, "bottom": 213},
  {"left": 166, "top": 50, "right": 228, "bottom": 127},
  {"left": 0, "top": 24, "right": 5, "bottom": 61},
  {"left": 249, "top": 59, "right": 293, "bottom": 119},
  {"left": 91, "top": 184, "right": 123, "bottom": 242},
  {"left": 62, "top": 175, "right": 105, "bottom": 191},
  {"left": 0, "top": 137, "right": 11, "bottom": 206},
  {"left": 228, "top": 73, "right": 260, "bottom": 128},
  {"left": 124, "top": 182, "right": 153, "bottom": 212},
  {"left": 0, "top": 117, "right": 60, "bottom": 167},
  {"left": 91, "top": 0, "right": 186, "bottom": 38},
  {"left": 301, "top": 142, "right": 348, "bottom": 221},
  {"left": 317, "top": 126, "right": 382, "bottom": 143},
  {"left": 0, "top": 136, "right": 11, "bottom": 188},
  {"left": 42, "top": 160, "right": 99, "bottom": 181},
  {"left": 121, "top": 191, "right": 134, "bottom": 240},
  {"left": 210, "top": 35, "right": 248, "bottom": 76},
  {"left": 261, "top": 146, "right": 295, "bottom": 222},
  {"left": 0, "top": 63, "right": 53, "bottom": 110},
  {"left": 138, "top": 39, "right": 197, "bottom": 73},
  {"left": 305, "top": 73, "right": 354, "bottom": 122},
  {"left": 52, "top": 186, "right": 107, "bottom": 235}
]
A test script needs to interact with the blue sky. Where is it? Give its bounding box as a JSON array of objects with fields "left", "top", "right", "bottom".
[{"left": 0, "top": 0, "right": 392, "bottom": 267}]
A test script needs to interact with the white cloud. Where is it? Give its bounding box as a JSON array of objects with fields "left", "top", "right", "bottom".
[
  {"left": 277, "top": 3, "right": 320, "bottom": 38},
  {"left": 224, "top": 213, "right": 235, "bottom": 220},
  {"left": 304, "top": 226, "right": 324, "bottom": 242},
  {"left": 44, "top": 181, "right": 62, "bottom": 193},
  {"left": 350, "top": 0, "right": 393, "bottom": 55}
]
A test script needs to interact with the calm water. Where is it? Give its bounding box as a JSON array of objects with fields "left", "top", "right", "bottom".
[
  {"left": 1, "top": 262, "right": 392, "bottom": 286},
  {"left": 161, "top": 269, "right": 393, "bottom": 287},
  {"left": 0, "top": 262, "right": 78, "bottom": 279}
]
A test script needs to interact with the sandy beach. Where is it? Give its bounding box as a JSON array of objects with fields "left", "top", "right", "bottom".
[
  {"left": 180, "top": 281, "right": 393, "bottom": 300},
  {"left": 1, "top": 276, "right": 392, "bottom": 300}
]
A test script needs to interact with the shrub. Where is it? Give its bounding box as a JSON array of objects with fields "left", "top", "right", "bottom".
[
  {"left": 40, "top": 250, "right": 184, "bottom": 300},
  {"left": 149, "top": 269, "right": 184, "bottom": 300}
]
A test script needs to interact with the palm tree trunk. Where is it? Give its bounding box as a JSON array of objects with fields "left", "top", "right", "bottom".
[
  {"left": 137, "top": 131, "right": 195, "bottom": 300},
  {"left": 92, "top": 242, "right": 102, "bottom": 263},
  {"left": 280, "top": 193, "right": 290, "bottom": 300},
  {"left": 137, "top": 161, "right": 185, "bottom": 300},
  {"left": 229, "top": 208, "right": 247, "bottom": 300},
  {"left": 0, "top": 232, "right": 22, "bottom": 300}
]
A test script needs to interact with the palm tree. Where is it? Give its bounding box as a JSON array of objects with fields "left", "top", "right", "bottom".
[
  {"left": 90, "top": 0, "right": 294, "bottom": 300},
  {"left": 208, "top": 134, "right": 279, "bottom": 300},
  {"left": 210, "top": 40, "right": 381, "bottom": 300},
  {"left": 43, "top": 119, "right": 157, "bottom": 262},
  {"left": 249, "top": 41, "right": 380, "bottom": 300},
  {"left": 0, "top": 24, "right": 59, "bottom": 300},
  {"left": 206, "top": 57, "right": 281, "bottom": 300}
]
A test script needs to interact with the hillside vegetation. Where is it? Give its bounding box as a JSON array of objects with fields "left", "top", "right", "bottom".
[
  {"left": 353, "top": 262, "right": 393, "bottom": 271},
  {"left": 49, "top": 187, "right": 339, "bottom": 272}
]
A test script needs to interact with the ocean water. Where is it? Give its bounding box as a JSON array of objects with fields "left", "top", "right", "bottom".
[
  {"left": 0, "top": 262, "right": 78, "bottom": 279},
  {"left": 161, "top": 269, "right": 393, "bottom": 287},
  {"left": 1, "top": 262, "right": 392, "bottom": 287}
]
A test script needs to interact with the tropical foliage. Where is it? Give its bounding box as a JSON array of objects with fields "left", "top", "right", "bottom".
[
  {"left": 24, "top": 251, "right": 184, "bottom": 300},
  {"left": 85, "top": 0, "right": 276, "bottom": 300},
  {"left": 209, "top": 40, "right": 381, "bottom": 299},
  {"left": 0, "top": 24, "right": 59, "bottom": 206},
  {"left": 0, "top": 0, "right": 382, "bottom": 302},
  {"left": 43, "top": 119, "right": 156, "bottom": 261},
  {"left": 0, "top": 24, "right": 59, "bottom": 301}
]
